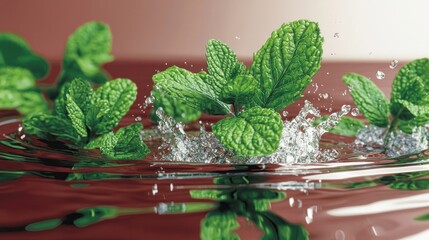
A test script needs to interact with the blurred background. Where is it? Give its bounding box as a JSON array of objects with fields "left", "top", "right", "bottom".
[
  {"left": 1, "top": 0, "right": 429, "bottom": 62},
  {"left": 1, "top": 0, "right": 428, "bottom": 116}
]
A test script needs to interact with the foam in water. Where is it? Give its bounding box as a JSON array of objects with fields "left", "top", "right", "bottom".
[{"left": 155, "top": 100, "right": 351, "bottom": 164}]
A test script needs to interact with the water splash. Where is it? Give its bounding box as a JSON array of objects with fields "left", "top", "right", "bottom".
[
  {"left": 249, "top": 101, "right": 350, "bottom": 164},
  {"left": 354, "top": 125, "right": 429, "bottom": 157},
  {"left": 155, "top": 108, "right": 235, "bottom": 163},
  {"left": 155, "top": 101, "right": 351, "bottom": 164}
]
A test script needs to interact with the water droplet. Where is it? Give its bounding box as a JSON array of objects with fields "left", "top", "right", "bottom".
[
  {"left": 333, "top": 32, "right": 340, "bottom": 38},
  {"left": 341, "top": 90, "right": 347, "bottom": 96},
  {"left": 235, "top": 36, "right": 241, "bottom": 40},
  {"left": 289, "top": 197, "right": 295, "bottom": 207},
  {"left": 389, "top": 60, "right": 398, "bottom": 69},
  {"left": 351, "top": 108, "right": 360, "bottom": 116},
  {"left": 305, "top": 206, "right": 318, "bottom": 224},
  {"left": 184, "top": 61, "right": 187, "bottom": 65},
  {"left": 376, "top": 70, "right": 385, "bottom": 80},
  {"left": 135, "top": 116, "right": 142, "bottom": 121},
  {"left": 335, "top": 230, "right": 346, "bottom": 240},
  {"left": 164, "top": 62, "right": 168, "bottom": 66},
  {"left": 282, "top": 111, "right": 288, "bottom": 117},
  {"left": 319, "top": 93, "right": 329, "bottom": 99},
  {"left": 170, "top": 183, "right": 174, "bottom": 192},
  {"left": 326, "top": 72, "right": 330, "bottom": 75},
  {"left": 152, "top": 184, "right": 158, "bottom": 195}
]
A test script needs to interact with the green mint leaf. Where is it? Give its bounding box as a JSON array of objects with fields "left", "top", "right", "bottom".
[
  {"left": 397, "top": 99, "right": 429, "bottom": 121},
  {"left": 84, "top": 132, "right": 116, "bottom": 150},
  {"left": 415, "top": 213, "right": 429, "bottom": 221},
  {"left": 17, "top": 91, "right": 49, "bottom": 116},
  {"left": 150, "top": 87, "right": 201, "bottom": 123},
  {"left": 250, "top": 20, "right": 323, "bottom": 110},
  {"left": 108, "top": 123, "right": 150, "bottom": 159},
  {"left": 397, "top": 118, "right": 428, "bottom": 134},
  {"left": 94, "top": 78, "right": 137, "bottom": 134},
  {"left": 87, "top": 124, "right": 150, "bottom": 160},
  {"left": 153, "top": 66, "right": 230, "bottom": 115},
  {"left": 200, "top": 211, "right": 239, "bottom": 240},
  {"left": 90, "top": 69, "right": 111, "bottom": 84},
  {"left": 67, "top": 78, "right": 93, "bottom": 114},
  {"left": 390, "top": 58, "right": 429, "bottom": 121},
  {"left": 66, "top": 94, "right": 87, "bottom": 137},
  {"left": 220, "top": 74, "right": 259, "bottom": 105},
  {"left": 23, "top": 114, "right": 80, "bottom": 142},
  {"left": 343, "top": 73, "right": 389, "bottom": 127},
  {"left": 314, "top": 115, "right": 365, "bottom": 137},
  {"left": 63, "top": 21, "right": 113, "bottom": 77},
  {"left": 0, "top": 67, "right": 35, "bottom": 90},
  {"left": 0, "top": 33, "right": 49, "bottom": 79},
  {"left": 0, "top": 89, "right": 23, "bottom": 109},
  {"left": 206, "top": 39, "right": 246, "bottom": 96},
  {"left": 85, "top": 100, "right": 110, "bottom": 131},
  {"left": 212, "top": 106, "right": 283, "bottom": 156}
]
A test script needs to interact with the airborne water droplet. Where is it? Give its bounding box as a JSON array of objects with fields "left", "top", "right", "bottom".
[
  {"left": 135, "top": 116, "right": 142, "bottom": 121},
  {"left": 351, "top": 108, "right": 360, "bottom": 116},
  {"left": 376, "top": 71, "right": 385, "bottom": 80},
  {"left": 389, "top": 60, "right": 398, "bottom": 69},
  {"left": 318, "top": 93, "right": 329, "bottom": 99},
  {"left": 333, "top": 32, "right": 340, "bottom": 38}
]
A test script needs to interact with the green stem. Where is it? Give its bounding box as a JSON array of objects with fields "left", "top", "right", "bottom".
[
  {"left": 234, "top": 99, "right": 239, "bottom": 116},
  {"left": 384, "top": 116, "right": 399, "bottom": 148}
]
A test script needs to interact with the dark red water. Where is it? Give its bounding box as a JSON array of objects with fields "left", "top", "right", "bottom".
[{"left": 1, "top": 62, "right": 429, "bottom": 239}]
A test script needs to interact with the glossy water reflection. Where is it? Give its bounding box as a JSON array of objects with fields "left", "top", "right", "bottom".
[{"left": 1, "top": 117, "right": 429, "bottom": 239}]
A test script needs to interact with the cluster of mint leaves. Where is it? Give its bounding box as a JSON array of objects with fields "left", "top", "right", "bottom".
[
  {"left": 0, "top": 34, "right": 50, "bottom": 115},
  {"left": 342, "top": 58, "right": 429, "bottom": 138},
  {"left": 0, "top": 21, "right": 149, "bottom": 160},
  {"left": 153, "top": 20, "right": 323, "bottom": 156}
]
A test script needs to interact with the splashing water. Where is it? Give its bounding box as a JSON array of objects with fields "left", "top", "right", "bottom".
[
  {"left": 155, "top": 108, "right": 235, "bottom": 163},
  {"left": 155, "top": 101, "right": 352, "bottom": 164},
  {"left": 249, "top": 101, "right": 350, "bottom": 164},
  {"left": 354, "top": 125, "right": 429, "bottom": 157}
]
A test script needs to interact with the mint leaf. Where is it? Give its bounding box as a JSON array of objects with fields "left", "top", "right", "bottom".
[
  {"left": 250, "top": 20, "right": 323, "bottom": 110},
  {"left": 153, "top": 66, "right": 230, "bottom": 115},
  {"left": 66, "top": 94, "right": 87, "bottom": 137},
  {"left": 107, "top": 123, "right": 150, "bottom": 159},
  {"left": 314, "top": 115, "right": 365, "bottom": 137},
  {"left": 343, "top": 73, "right": 389, "bottom": 127},
  {"left": 86, "top": 124, "right": 150, "bottom": 159},
  {"left": 85, "top": 100, "right": 110, "bottom": 131},
  {"left": 150, "top": 87, "right": 201, "bottom": 123},
  {"left": 0, "top": 33, "right": 49, "bottom": 79},
  {"left": 220, "top": 75, "right": 259, "bottom": 105},
  {"left": 84, "top": 132, "right": 116, "bottom": 151},
  {"left": 206, "top": 39, "right": 246, "bottom": 96},
  {"left": 17, "top": 91, "right": 49, "bottom": 116},
  {"left": 94, "top": 78, "right": 137, "bottom": 134},
  {"left": 390, "top": 58, "right": 429, "bottom": 121},
  {"left": 67, "top": 78, "right": 93, "bottom": 113},
  {"left": 0, "top": 67, "right": 35, "bottom": 90},
  {"left": 24, "top": 114, "right": 80, "bottom": 142},
  {"left": 63, "top": 21, "right": 113, "bottom": 77},
  {"left": 0, "top": 89, "right": 22, "bottom": 109},
  {"left": 212, "top": 106, "right": 283, "bottom": 156}
]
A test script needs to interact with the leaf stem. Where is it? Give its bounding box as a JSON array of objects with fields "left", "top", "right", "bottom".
[{"left": 234, "top": 99, "right": 239, "bottom": 116}]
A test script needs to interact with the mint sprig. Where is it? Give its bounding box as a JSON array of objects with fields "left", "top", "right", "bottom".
[
  {"left": 343, "top": 58, "right": 429, "bottom": 137},
  {"left": 154, "top": 20, "right": 323, "bottom": 156},
  {"left": 50, "top": 21, "right": 113, "bottom": 99},
  {"left": 0, "top": 21, "right": 148, "bottom": 160},
  {"left": 24, "top": 78, "right": 149, "bottom": 159}
]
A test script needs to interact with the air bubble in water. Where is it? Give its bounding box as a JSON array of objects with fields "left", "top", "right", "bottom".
[
  {"left": 351, "top": 108, "right": 359, "bottom": 116},
  {"left": 389, "top": 60, "right": 398, "bottom": 69},
  {"left": 376, "top": 71, "right": 385, "bottom": 80}
]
